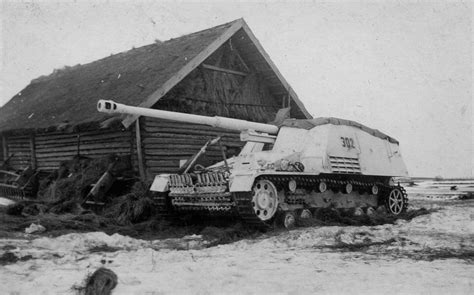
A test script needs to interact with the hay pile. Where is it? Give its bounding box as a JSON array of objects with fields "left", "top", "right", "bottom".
[
  {"left": 1, "top": 154, "right": 166, "bottom": 235},
  {"left": 104, "top": 181, "right": 156, "bottom": 225},
  {"left": 37, "top": 155, "right": 112, "bottom": 203},
  {"left": 3, "top": 182, "right": 160, "bottom": 237}
]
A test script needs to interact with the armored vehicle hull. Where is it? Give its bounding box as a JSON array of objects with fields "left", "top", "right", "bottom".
[{"left": 98, "top": 100, "right": 409, "bottom": 228}]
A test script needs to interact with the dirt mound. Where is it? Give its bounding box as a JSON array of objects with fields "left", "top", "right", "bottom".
[
  {"left": 5, "top": 200, "right": 84, "bottom": 217},
  {"left": 403, "top": 247, "right": 474, "bottom": 262},
  {"left": 1, "top": 203, "right": 436, "bottom": 244},
  {"left": 5, "top": 201, "right": 48, "bottom": 216},
  {"left": 200, "top": 222, "right": 260, "bottom": 246},
  {"left": 5, "top": 203, "right": 27, "bottom": 216},
  {"left": 49, "top": 200, "right": 85, "bottom": 215},
  {"left": 0, "top": 252, "right": 33, "bottom": 265}
]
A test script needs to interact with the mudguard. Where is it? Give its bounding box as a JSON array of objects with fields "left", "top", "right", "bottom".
[
  {"left": 229, "top": 173, "right": 258, "bottom": 192},
  {"left": 150, "top": 174, "right": 170, "bottom": 192}
]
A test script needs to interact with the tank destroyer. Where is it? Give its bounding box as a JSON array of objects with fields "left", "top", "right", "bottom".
[{"left": 98, "top": 100, "right": 409, "bottom": 228}]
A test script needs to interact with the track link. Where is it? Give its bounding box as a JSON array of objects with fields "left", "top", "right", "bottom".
[
  {"left": 399, "top": 186, "right": 409, "bottom": 211},
  {"left": 234, "top": 192, "right": 272, "bottom": 230},
  {"left": 152, "top": 192, "right": 174, "bottom": 219}
]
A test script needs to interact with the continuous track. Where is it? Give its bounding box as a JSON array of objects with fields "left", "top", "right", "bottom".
[{"left": 161, "top": 172, "right": 408, "bottom": 227}]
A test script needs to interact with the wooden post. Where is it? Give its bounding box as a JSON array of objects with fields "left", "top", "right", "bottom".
[
  {"left": 29, "top": 134, "right": 36, "bottom": 170},
  {"left": 287, "top": 87, "right": 292, "bottom": 110},
  {"left": 2, "top": 135, "right": 8, "bottom": 161},
  {"left": 129, "top": 127, "right": 135, "bottom": 169},
  {"left": 135, "top": 117, "right": 146, "bottom": 181},
  {"left": 233, "top": 50, "right": 250, "bottom": 72}
]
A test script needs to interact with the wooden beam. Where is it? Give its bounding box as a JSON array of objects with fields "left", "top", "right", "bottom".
[
  {"left": 121, "top": 19, "right": 245, "bottom": 128},
  {"left": 135, "top": 118, "right": 146, "bottom": 181},
  {"left": 1, "top": 135, "right": 7, "bottom": 161},
  {"left": 232, "top": 44, "right": 250, "bottom": 72},
  {"left": 239, "top": 21, "right": 312, "bottom": 119},
  {"left": 201, "top": 64, "right": 247, "bottom": 76},
  {"left": 29, "top": 134, "right": 36, "bottom": 170},
  {"left": 130, "top": 126, "right": 135, "bottom": 169}
]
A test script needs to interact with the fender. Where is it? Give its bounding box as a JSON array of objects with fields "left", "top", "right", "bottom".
[
  {"left": 150, "top": 174, "right": 170, "bottom": 192},
  {"left": 150, "top": 173, "right": 259, "bottom": 193},
  {"left": 229, "top": 173, "right": 259, "bottom": 192}
]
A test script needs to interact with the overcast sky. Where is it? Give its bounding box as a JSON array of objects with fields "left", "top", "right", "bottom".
[{"left": 1, "top": 0, "right": 472, "bottom": 178}]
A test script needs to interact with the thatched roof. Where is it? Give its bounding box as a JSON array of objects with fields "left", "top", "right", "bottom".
[{"left": 0, "top": 19, "right": 311, "bottom": 134}]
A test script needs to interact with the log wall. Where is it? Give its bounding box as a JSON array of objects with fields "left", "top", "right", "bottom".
[
  {"left": 0, "top": 136, "right": 4, "bottom": 163},
  {"left": 34, "top": 129, "right": 132, "bottom": 171},
  {"left": 2, "top": 128, "right": 133, "bottom": 172},
  {"left": 3, "top": 136, "right": 31, "bottom": 170},
  {"left": 141, "top": 117, "right": 244, "bottom": 180},
  {"left": 1, "top": 119, "right": 245, "bottom": 179}
]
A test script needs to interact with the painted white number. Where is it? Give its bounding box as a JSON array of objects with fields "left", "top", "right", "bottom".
[{"left": 340, "top": 137, "right": 355, "bottom": 149}]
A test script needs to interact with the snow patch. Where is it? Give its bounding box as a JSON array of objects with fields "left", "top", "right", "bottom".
[
  {"left": 31, "top": 232, "right": 210, "bottom": 254},
  {"left": 0, "top": 197, "right": 15, "bottom": 206}
]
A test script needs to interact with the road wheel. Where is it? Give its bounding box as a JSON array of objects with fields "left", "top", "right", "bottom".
[
  {"left": 279, "top": 211, "right": 297, "bottom": 229},
  {"left": 371, "top": 185, "right": 379, "bottom": 195},
  {"left": 317, "top": 181, "right": 327, "bottom": 193},
  {"left": 343, "top": 183, "right": 353, "bottom": 194},
  {"left": 251, "top": 179, "right": 279, "bottom": 221}
]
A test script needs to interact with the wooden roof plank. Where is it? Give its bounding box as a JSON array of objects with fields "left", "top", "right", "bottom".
[{"left": 201, "top": 63, "right": 248, "bottom": 76}]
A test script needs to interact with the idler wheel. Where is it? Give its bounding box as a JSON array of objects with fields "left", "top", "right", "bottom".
[
  {"left": 385, "top": 187, "right": 407, "bottom": 215},
  {"left": 317, "top": 181, "right": 327, "bottom": 193},
  {"left": 251, "top": 179, "right": 278, "bottom": 221},
  {"left": 342, "top": 183, "right": 353, "bottom": 194}
]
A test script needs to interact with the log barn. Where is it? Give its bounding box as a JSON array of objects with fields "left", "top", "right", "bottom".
[{"left": 0, "top": 19, "right": 311, "bottom": 182}]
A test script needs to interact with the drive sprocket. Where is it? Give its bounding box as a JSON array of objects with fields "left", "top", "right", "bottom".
[{"left": 384, "top": 186, "right": 408, "bottom": 215}]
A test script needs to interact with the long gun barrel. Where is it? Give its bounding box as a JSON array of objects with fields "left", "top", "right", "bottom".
[{"left": 97, "top": 100, "right": 279, "bottom": 134}]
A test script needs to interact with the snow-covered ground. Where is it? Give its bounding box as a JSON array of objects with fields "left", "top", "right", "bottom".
[
  {"left": 404, "top": 179, "right": 474, "bottom": 199},
  {"left": 1, "top": 199, "right": 473, "bottom": 294}
]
